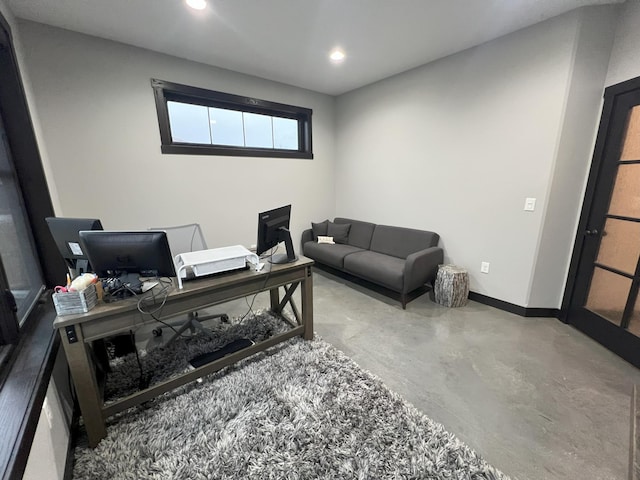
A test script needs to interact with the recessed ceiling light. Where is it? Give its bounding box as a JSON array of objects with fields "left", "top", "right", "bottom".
[
  {"left": 329, "top": 49, "right": 346, "bottom": 64},
  {"left": 186, "top": 0, "right": 207, "bottom": 10}
]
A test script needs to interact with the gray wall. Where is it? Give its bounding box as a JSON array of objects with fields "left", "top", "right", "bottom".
[
  {"left": 14, "top": 6, "right": 634, "bottom": 310},
  {"left": 5, "top": 0, "right": 640, "bottom": 475},
  {"left": 335, "top": 7, "right": 617, "bottom": 308},
  {"left": 528, "top": 6, "right": 618, "bottom": 307},
  {"left": 606, "top": 0, "right": 640, "bottom": 87},
  {"left": 16, "top": 21, "right": 336, "bottom": 250}
]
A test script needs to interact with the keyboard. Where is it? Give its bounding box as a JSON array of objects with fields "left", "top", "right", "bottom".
[{"left": 189, "top": 338, "right": 254, "bottom": 368}]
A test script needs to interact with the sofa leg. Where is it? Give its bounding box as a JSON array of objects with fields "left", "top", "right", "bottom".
[{"left": 401, "top": 294, "right": 407, "bottom": 310}]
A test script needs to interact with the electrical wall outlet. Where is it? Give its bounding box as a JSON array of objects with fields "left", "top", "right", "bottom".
[
  {"left": 524, "top": 197, "right": 536, "bottom": 211},
  {"left": 480, "top": 262, "right": 490, "bottom": 274}
]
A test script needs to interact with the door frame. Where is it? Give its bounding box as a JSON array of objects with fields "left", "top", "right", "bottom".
[{"left": 562, "top": 76, "right": 640, "bottom": 322}]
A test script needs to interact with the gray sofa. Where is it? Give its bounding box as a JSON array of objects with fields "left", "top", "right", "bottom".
[{"left": 301, "top": 218, "right": 443, "bottom": 308}]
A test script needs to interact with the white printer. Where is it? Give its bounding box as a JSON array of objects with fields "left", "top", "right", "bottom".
[{"left": 174, "top": 245, "right": 263, "bottom": 289}]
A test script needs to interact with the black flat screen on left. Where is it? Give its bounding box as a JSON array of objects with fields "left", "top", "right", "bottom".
[{"left": 78, "top": 230, "right": 176, "bottom": 279}]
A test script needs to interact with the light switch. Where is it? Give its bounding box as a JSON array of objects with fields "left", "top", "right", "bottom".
[{"left": 524, "top": 197, "right": 536, "bottom": 211}]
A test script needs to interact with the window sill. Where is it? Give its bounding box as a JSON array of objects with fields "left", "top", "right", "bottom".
[
  {"left": 0, "top": 296, "right": 59, "bottom": 480},
  {"left": 0, "top": 344, "right": 14, "bottom": 379},
  {"left": 161, "top": 143, "right": 314, "bottom": 159}
]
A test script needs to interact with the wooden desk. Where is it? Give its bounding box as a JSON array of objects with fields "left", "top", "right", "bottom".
[{"left": 54, "top": 257, "right": 314, "bottom": 447}]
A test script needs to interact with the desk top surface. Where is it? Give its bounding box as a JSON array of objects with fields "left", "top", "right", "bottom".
[{"left": 53, "top": 256, "right": 313, "bottom": 329}]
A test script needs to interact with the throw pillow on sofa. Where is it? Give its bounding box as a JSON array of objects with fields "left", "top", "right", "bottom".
[
  {"left": 327, "top": 222, "right": 351, "bottom": 244},
  {"left": 311, "top": 220, "right": 329, "bottom": 240},
  {"left": 317, "top": 235, "right": 335, "bottom": 244}
]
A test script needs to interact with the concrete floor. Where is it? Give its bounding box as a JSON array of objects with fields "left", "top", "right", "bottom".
[
  {"left": 309, "top": 270, "right": 640, "bottom": 480},
  {"left": 147, "top": 267, "right": 640, "bottom": 480}
]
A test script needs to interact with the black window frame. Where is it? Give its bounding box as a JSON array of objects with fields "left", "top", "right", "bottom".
[
  {"left": 0, "top": 12, "right": 67, "bottom": 480},
  {"left": 151, "top": 78, "right": 313, "bottom": 159}
]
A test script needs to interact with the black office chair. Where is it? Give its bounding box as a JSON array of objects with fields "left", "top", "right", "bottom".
[{"left": 150, "top": 223, "right": 228, "bottom": 343}]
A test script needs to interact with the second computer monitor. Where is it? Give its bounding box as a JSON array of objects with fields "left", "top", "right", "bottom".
[
  {"left": 256, "top": 204, "right": 297, "bottom": 264},
  {"left": 45, "top": 217, "right": 104, "bottom": 275}
]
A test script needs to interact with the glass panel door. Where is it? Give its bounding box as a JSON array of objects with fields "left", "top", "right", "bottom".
[
  {"left": 585, "top": 267, "right": 632, "bottom": 324},
  {"left": 584, "top": 106, "right": 640, "bottom": 335}
]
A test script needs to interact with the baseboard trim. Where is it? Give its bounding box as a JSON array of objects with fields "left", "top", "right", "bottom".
[
  {"left": 468, "top": 291, "right": 560, "bottom": 318},
  {"left": 630, "top": 385, "right": 639, "bottom": 480},
  {"left": 311, "top": 265, "right": 558, "bottom": 318}
]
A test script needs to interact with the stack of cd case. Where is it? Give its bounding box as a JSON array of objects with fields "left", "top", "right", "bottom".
[{"left": 52, "top": 283, "right": 98, "bottom": 316}]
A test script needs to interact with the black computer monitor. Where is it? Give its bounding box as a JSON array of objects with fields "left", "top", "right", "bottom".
[
  {"left": 45, "top": 217, "right": 104, "bottom": 275},
  {"left": 256, "top": 204, "right": 297, "bottom": 264},
  {"left": 78, "top": 230, "right": 176, "bottom": 287}
]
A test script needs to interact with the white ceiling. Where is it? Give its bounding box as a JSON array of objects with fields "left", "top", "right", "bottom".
[{"left": 5, "top": 0, "right": 623, "bottom": 96}]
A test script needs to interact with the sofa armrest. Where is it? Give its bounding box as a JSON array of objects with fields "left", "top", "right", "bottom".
[
  {"left": 301, "top": 229, "right": 314, "bottom": 247},
  {"left": 403, "top": 246, "right": 444, "bottom": 294}
]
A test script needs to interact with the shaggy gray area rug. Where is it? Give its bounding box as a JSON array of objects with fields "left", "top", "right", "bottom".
[{"left": 73, "top": 311, "right": 512, "bottom": 480}]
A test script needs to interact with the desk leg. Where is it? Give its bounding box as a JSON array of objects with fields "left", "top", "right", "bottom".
[
  {"left": 270, "top": 288, "right": 280, "bottom": 313},
  {"left": 301, "top": 265, "right": 314, "bottom": 340},
  {"left": 60, "top": 326, "right": 107, "bottom": 447}
]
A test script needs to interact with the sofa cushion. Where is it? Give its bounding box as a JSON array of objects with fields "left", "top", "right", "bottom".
[
  {"left": 303, "top": 241, "right": 364, "bottom": 269},
  {"left": 334, "top": 218, "right": 376, "bottom": 249},
  {"left": 311, "top": 220, "right": 329, "bottom": 240},
  {"left": 343, "top": 250, "right": 405, "bottom": 292},
  {"left": 370, "top": 225, "right": 440, "bottom": 259},
  {"left": 327, "top": 221, "right": 350, "bottom": 244}
]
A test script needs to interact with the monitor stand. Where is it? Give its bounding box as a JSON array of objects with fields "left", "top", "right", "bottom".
[
  {"left": 103, "top": 272, "right": 143, "bottom": 301},
  {"left": 74, "top": 259, "right": 90, "bottom": 276},
  {"left": 268, "top": 231, "right": 298, "bottom": 264},
  {"left": 118, "top": 272, "right": 143, "bottom": 291},
  {"left": 269, "top": 253, "right": 299, "bottom": 264}
]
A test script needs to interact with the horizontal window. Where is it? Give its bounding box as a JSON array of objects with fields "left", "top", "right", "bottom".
[{"left": 152, "top": 79, "right": 313, "bottom": 159}]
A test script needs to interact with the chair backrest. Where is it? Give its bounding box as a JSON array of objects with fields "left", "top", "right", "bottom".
[{"left": 149, "top": 224, "right": 208, "bottom": 262}]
